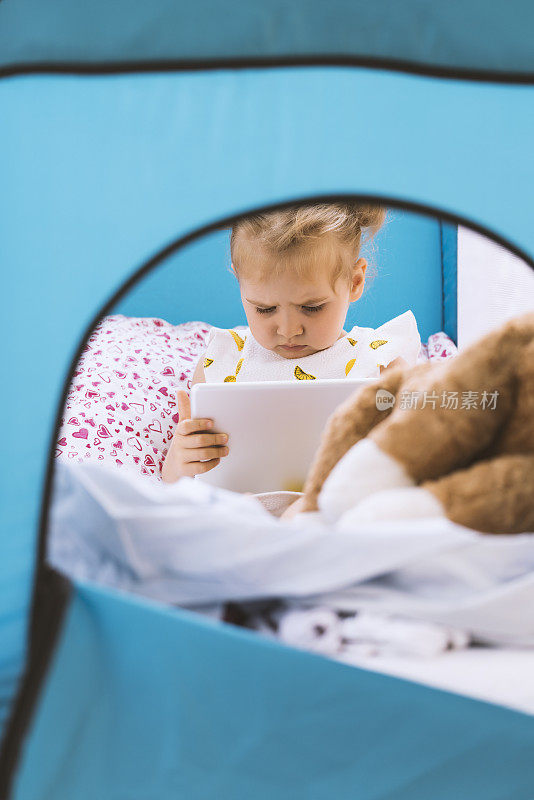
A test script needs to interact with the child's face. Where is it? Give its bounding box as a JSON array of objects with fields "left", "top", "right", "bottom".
[{"left": 238, "top": 259, "right": 366, "bottom": 359}]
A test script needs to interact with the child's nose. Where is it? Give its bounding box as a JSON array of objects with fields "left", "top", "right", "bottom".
[{"left": 277, "top": 313, "right": 304, "bottom": 339}]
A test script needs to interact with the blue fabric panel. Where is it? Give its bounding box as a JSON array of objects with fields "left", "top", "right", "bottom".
[
  {"left": 440, "top": 222, "right": 458, "bottom": 343},
  {"left": 354, "top": 210, "right": 442, "bottom": 338},
  {"left": 114, "top": 211, "right": 444, "bottom": 341},
  {"left": 2, "top": 0, "right": 534, "bottom": 74},
  {"left": 115, "top": 228, "right": 247, "bottom": 329},
  {"left": 1, "top": 68, "right": 534, "bottom": 735},
  {"left": 13, "top": 582, "right": 534, "bottom": 800}
]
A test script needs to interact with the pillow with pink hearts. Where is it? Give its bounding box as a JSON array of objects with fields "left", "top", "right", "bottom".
[
  {"left": 55, "top": 315, "right": 212, "bottom": 478},
  {"left": 418, "top": 331, "right": 458, "bottom": 361}
]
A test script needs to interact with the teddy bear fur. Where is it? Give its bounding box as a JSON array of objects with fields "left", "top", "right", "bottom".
[{"left": 299, "top": 312, "right": 534, "bottom": 534}]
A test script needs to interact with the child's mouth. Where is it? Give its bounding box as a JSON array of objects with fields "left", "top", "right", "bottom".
[{"left": 279, "top": 344, "right": 306, "bottom": 351}]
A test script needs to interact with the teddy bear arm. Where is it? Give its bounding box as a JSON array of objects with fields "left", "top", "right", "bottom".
[
  {"left": 423, "top": 453, "right": 534, "bottom": 534},
  {"left": 301, "top": 367, "right": 408, "bottom": 511}
]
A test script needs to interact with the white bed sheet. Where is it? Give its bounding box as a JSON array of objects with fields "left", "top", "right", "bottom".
[
  {"left": 342, "top": 646, "right": 534, "bottom": 715},
  {"left": 48, "top": 461, "right": 534, "bottom": 715}
]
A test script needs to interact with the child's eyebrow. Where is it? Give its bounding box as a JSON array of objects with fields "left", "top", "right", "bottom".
[
  {"left": 246, "top": 297, "right": 329, "bottom": 307},
  {"left": 299, "top": 297, "right": 329, "bottom": 305},
  {"left": 246, "top": 298, "right": 276, "bottom": 308}
]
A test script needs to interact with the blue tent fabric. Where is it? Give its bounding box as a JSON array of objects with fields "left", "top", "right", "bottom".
[
  {"left": 2, "top": 0, "right": 534, "bottom": 76},
  {"left": 10, "top": 582, "right": 534, "bottom": 799},
  {"left": 440, "top": 222, "right": 458, "bottom": 341},
  {"left": 1, "top": 7, "right": 533, "bottom": 798}
]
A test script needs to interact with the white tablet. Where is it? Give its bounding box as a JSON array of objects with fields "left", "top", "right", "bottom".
[{"left": 191, "top": 379, "right": 370, "bottom": 493}]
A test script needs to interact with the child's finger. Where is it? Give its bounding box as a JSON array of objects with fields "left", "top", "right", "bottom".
[
  {"left": 180, "top": 458, "right": 221, "bottom": 477},
  {"left": 182, "top": 432, "right": 228, "bottom": 449},
  {"left": 192, "top": 458, "right": 221, "bottom": 475},
  {"left": 184, "top": 446, "right": 229, "bottom": 463},
  {"left": 176, "top": 417, "right": 214, "bottom": 436},
  {"left": 176, "top": 390, "right": 192, "bottom": 423}
]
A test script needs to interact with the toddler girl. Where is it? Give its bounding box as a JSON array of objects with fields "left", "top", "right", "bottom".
[{"left": 162, "top": 202, "right": 420, "bottom": 482}]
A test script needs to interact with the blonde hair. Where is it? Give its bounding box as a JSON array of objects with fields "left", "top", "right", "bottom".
[{"left": 231, "top": 202, "right": 386, "bottom": 287}]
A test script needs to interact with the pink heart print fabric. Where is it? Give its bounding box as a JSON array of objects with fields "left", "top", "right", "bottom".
[
  {"left": 419, "top": 330, "right": 458, "bottom": 361},
  {"left": 56, "top": 316, "right": 212, "bottom": 478},
  {"left": 56, "top": 316, "right": 457, "bottom": 479}
]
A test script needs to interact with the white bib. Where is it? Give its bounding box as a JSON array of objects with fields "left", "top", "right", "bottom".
[{"left": 202, "top": 310, "right": 421, "bottom": 383}]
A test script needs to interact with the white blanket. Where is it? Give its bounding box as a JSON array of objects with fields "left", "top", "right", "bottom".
[{"left": 49, "top": 462, "right": 534, "bottom": 648}]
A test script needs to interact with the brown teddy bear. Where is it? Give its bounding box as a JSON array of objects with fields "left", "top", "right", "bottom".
[{"left": 296, "top": 312, "right": 534, "bottom": 534}]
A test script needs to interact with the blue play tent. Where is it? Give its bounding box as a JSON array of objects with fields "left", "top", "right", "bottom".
[{"left": 1, "top": 2, "right": 534, "bottom": 797}]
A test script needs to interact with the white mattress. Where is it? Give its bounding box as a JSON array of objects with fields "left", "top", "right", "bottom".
[{"left": 341, "top": 646, "right": 534, "bottom": 715}]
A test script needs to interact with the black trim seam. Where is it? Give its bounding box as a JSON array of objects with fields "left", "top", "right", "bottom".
[{"left": 2, "top": 55, "right": 534, "bottom": 84}]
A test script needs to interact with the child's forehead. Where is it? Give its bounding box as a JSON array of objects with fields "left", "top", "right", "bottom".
[{"left": 234, "top": 231, "right": 355, "bottom": 295}]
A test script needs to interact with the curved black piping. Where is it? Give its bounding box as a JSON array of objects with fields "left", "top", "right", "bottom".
[
  {"left": 1, "top": 191, "right": 533, "bottom": 797},
  {"left": 2, "top": 55, "right": 534, "bottom": 84}
]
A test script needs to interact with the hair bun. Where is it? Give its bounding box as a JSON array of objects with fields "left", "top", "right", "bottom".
[{"left": 345, "top": 202, "right": 386, "bottom": 237}]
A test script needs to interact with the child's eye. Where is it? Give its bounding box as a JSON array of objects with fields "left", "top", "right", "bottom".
[
  {"left": 255, "top": 306, "right": 276, "bottom": 315},
  {"left": 302, "top": 304, "right": 325, "bottom": 314}
]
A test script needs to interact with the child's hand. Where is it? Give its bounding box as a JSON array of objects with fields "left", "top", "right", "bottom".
[
  {"left": 161, "top": 390, "right": 229, "bottom": 482},
  {"left": 380, "top": 357, "right": 408, "bottom": 374}
]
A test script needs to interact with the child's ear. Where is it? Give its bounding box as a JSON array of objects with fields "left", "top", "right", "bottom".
[
  {"left": 230, "top": 263, "right": 239, "bottom": 283},
  {"left": 349, "top": 258, "right": 367, "bottom": 301}
]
